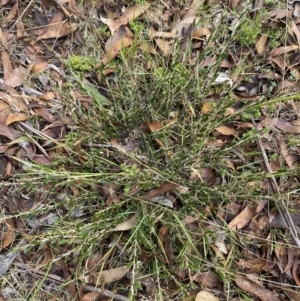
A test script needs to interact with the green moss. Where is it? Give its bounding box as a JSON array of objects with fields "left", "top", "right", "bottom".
[
  {"left": 237, "top": 20, "right": 261, "bottom": 46},
  {"left": 68, "top": 55, "right": 97, "bottom": 72}
]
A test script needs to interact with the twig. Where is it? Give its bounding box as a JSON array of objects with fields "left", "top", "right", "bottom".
[
  {"left": 10, "top": 0, "right": 34, "bottom": 30},
  {"left": 252, "top": 116, "right": 300, "bottom": 248},
  {"left": 12, "top": 262, "right": 130, "bottom": 301}
]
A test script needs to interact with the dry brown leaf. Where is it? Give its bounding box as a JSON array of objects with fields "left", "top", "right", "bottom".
[
  {"left": 1, "top": 50, "right": 13, "bottom": 80},
  {"left": 201, "top": 102, "right": 213, "bottom": 114},
  {"left": 5, "top": 160, "right": 12, "bottom": 176},
  {"left": 5, "top": 2, "right": 18, "bottom": 22},
  {"left": 0, "top": 29, "right": 8, "bottom": 50},
  {"left": 195, "top": 290, "right": 220, "bottom": 301},
  {"left": 32, "top": 155, "right": 51, "bottom": 165},
  {"left": 283, "top": 248, "right": 297, "bottom": 273},
  {"left": 141, "top": 182, "right": 178, "bottom": 200},
  {"left": 235, "top": 274, "right": 280, "bottom": 301},
  {"left": 6, "top": 113, "right": 29, "bottom": 125},
  {"left": 0, "top": 0, "right": 10, "bottom": 5},
  {"left": 227, "top": 160, "right": 235, "bottom": 171},
  {"left": 141, "top": 119, "right": 175, "bottom": 132},
  {"left": 192, "top": 27, "right": 211, "bottom": 39},
  {"left": 16, "top": 21, "right": 25, "bottom": 38},
  {"left": 67, "top": 0, "right": 86, "bottom": 19},
  {"left": 108, "top": 214, "right": 137, "bottom": 232},
  {"left": 292, "top": 21, "right": 300, "bottom": 47},
  {"left": 264, "top": 8, "right": 292, "bottom": 20},
  {"left": 37, "top": 245, "right": 52, "bottom": 267},
  {"left": 237, "top": 258, "right": 267, "bottom": 273},
  {"left": 0, "top": 100, "right": 10, "bottom": 124},
  {"left": 292, "top": 257, "right": 300, "bottom": 287},
  {"left": 99, "top": 265, "right": 129, "bottom": 285},
  {"left": 102, "top": 36, "right": 134, "bottom": 64},
  {"left": 80, "top": 292, "right": 101, "bottom": 301},
  {"left": 118, "top": 3, "right": 150, "bottom": 26},
  {"left": 5, "top": 66, "right": 29, "bottom": 88},
  {"left": 154, "top": 38, "right": 171, "bottom": 56},
  {"left": 229, "top": 205, "right": 256, "bottom": 230},
  {"left": 274, "top": 80, "right": 295, "bottom": 95},
  {"left": 282, "top": 288, "right": 300, "bottom": 301},
  {"left": 190, "top": 167, "right": 218, "bottom": 185},
  {"left": 105, "top": 26, "right": 129, "bottom": 51},
  {"left": 37, "top": 22, "right": 78, "bottom": 40},
  {"left": 60, "top": 260, "right": 77, "bottom": 298},
  {"left": 0, "top": 124, "right": 20, "bottom": 140},
  {"left": 32, "top": 62, "right": 49, "bottom": 73},
  {"left": 184, "top": 0, "right": 202, "bottom": 18},
  {"left": 280, "top": 140, "right": 298, "bottom": 169},
  {"left": 262, "top": 118, "right": 300, "bottom": 134},
  {"left": 255, "top": 34, "right": 267, "bottom": 55},
  {"left": 33, "top": 107, "right": 54, "bottom": 123},
  {"left": 1, "top": 51, "right": 30, "bottom": 87},
  {"left": 0, "top": 218, "right": 15, "bottom": 251},
  {"left": 270, "top": 45, "right": 299, "bottom": 57},
  {"left": 215, "top": 126, "right": 236, "bottom": 135},
  {"left": 101, "top": 3, "right": 150, "bottom": 34},
  {"left": 171, "top": 16, "right": 199, "bottom": 38},
  {"left": 271, "top": 56, "right": 286, "bottom": 74},
  {"left": 200, "top": 167, "right": 218, "bottom": 185},
  {"left": 193, "top": 271, "right": 220, "bottom": 288}
]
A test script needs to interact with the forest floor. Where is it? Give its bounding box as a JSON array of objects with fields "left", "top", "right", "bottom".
[{"left": 1, "top": 0, "right": 300, "bottom": 300}]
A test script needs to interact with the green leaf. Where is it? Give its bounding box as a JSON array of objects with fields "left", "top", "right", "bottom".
[
  {"left": 83, "top": 84, "right": 112, "bottom": 106},
  {"left": 7, "top": 136, "right": 33, "bottom": 145}
]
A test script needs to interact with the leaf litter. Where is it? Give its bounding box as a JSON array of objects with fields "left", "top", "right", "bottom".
[{"left": 1, "top": 0, "right": 300, "bottom": 300}]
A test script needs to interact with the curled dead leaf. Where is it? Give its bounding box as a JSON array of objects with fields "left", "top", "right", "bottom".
[
  {"left": 102, "top": 36, "right": 134, "bottom": 64},
  {"left": 108, "top": 214, "right": 137, "bottom": 232},
  {"left": 141, "top": 119, "right": 175, "bottom": 132},
  {"left": 270, "top": 45, "right": 299, "bottom": 57},
  {"left": 0, "top": 218, "right": 15, "bottom": 251},
  {"left": 255, "top": 34, "right": 267, "bottom": 55},
  {"left": 37, "top": 22, "right": 78, "bottom": 41},
  {"left": 262, "top": 118, "right": 300, "bottom": 134},
  {"left": 141, "top": 182, "right": 178, "bottom": 200},
  {"left": 193, "top": 271, "right": 220, "bottom": 288},
  {"left": 237, "top": 258, "right": 267, "bottom": 273},
  {"left": 229, "top": 205, "right": 256, "bottom": 230},
  {"left": 280, "top": 140, "right": 298, "bottom": 169},
  {"left": 32, "top": 62, "right": 49, "bottom": 73},
  {"left": 215, "top": 126, "right": 236, "bottom": 135},
  {"left": 5, "top": 113, "right": 29, "bottom": 125},
  {"left": 101, "top": 3, "right": 150, "bottom": 34},
  {"left": 96, "top": 265, "right": 129, "bottom": 286},
  {"left": 37, "top": 245, "right": 52, "bottom": 267},
  {"left": 155, "top": 38, "right": 172, "bottom": 56},
  {"left": 195, "top": 290, "right": 220, "bottom": 301},
  {"left": 192, "top": 27, "right": 211, "bottom": 39}
]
